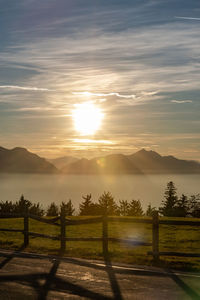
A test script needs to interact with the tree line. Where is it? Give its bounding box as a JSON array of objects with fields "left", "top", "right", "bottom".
[{"left": 0, "top": 181, "right": 199, "bottom": 218}]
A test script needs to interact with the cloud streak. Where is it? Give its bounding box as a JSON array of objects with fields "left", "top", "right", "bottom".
[
  {"left": 175, "top": 16, "right": 200, "bottom": 21},
  {"left": 73, "top": 91, "right": 136, "bottom": 99},
  {"left": 171, "top": 100, "right": 193, "bottom": 104},
  {"left": 0, "top": 85, "right": 53, "bottom": 91}
]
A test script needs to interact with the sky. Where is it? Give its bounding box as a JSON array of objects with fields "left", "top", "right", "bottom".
[{"left": 0, "top": 0, "right": 200, "bottom": 160}]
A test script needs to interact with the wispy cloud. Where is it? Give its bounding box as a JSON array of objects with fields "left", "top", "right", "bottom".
[
  {"left": 73, "top": 91, "right": 136, "bottom": 99},
  {"left": 0, "top": 85, "right": 53, "bottom": 91},
  {"left": 175, "top": 16, "right": 200, "bottom": 21},
  {"left": 171, "top": 100, "right": 193, "bottom": 104}
]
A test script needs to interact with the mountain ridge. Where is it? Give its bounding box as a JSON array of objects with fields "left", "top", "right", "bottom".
[
  {"left": 61, "top": 148, "right": 200, "bottom": 174},
  {"left": 0, "top": 146, "right": 199, "bottom": 174},
  {"left": 0, "top": 146, "right": 58, "bottom": 174}
]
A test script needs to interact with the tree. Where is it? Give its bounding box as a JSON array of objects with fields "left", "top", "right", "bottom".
[
  {"left": 79, "top": 194, "right": 94, "bottom": 215},
  {"left": 60, "top": 200, "right": 75, "bottom": 216},
  {"left": 98, "top": 191, "right": 118, "bottom": 215},
  {"left": 118, "top": 200, "right": 130, "bottom": 216},
  {"left": 146, "top": 203, "right": 156, "bottom": 217},
  {"left": 29, "top": 202, "right": 44, "bottom": 216},
  {"left": 159, "top": 181, "right": 178, "bottom": 216},
  {"left": 46, "top": 202, "right": 59, "bottom": 216},
  {"left": 0, "top": 200, "right": 14, "bottom": 213},
  {"left": 188, "top": 194, "right": 200, "bottom": 218},
  {"left": 128, "top": 199, "right": 143, "bottom": 216},
  {"left": 14, "top": 195, "right": 32, "bottom": 213},
  {"left": 175, "top": 194, "right": 189, "bottom": 217}
]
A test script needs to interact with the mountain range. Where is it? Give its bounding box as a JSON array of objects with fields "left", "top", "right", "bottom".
[
  {"left": 61, "top": 149, "right": 200, "bottom": 174},
  {"left": 0, "top": 147, "right": 57, "bottom": 173},
  {"left": 0, "top": 146, "right": 200, "bottom": 174}
]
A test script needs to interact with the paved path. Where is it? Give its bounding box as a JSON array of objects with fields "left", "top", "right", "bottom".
[{"left": 0, "top": 249, "right": 199, "bottom": 300}]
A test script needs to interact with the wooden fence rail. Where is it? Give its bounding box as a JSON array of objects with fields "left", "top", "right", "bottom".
[{"left": 0, "top": 211, "right": 200, "bottom": 261}]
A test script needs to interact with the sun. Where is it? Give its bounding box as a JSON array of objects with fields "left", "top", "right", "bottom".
[{"left": 72, "top": 102, "right": 104, "bottom": 135}]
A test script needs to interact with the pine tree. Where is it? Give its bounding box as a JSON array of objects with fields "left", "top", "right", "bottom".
[
  {"left": 188, "top": 194, "right": 200, "bottom": 218},
  {"left": 159, "top": 181, "right": 178, "bottom": 216},
  {"left": 98, "top": 191, "right": 118, "bottom": 215},
  {"left": 146, "top": 203, "right": 156, "bottom": 217},
  {"left": 79, "top": 194, "right": 93, "bottom": 215},
  {"left": 119, "top": 200, "right": 130, "bottom": 216},
  {"left": 60, "top": 200, "right": 75, "bottom": 216},
  {"left": 128, "top": 199, "right": 143, "bottom": 216},
  {"left": 14, "top": 195, "right": 32, "bottom": 213},
  {"left": 46, "top": 202, "right": 59, "bottom": 216},
  {"left": 176, "top": 194, "right": 188, "bottom": 217}
]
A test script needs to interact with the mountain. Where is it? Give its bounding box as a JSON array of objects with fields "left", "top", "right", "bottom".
[
  {"left": 128, "top": 149, "right": 200, "bottom": 174},
  {"left": 62, "top": 154, "right": 142, "bottom": 174},
  {"left": 0, "top": 147, "right": 58, "bottom": 173},
  {"left": 62, "top": 149, "right": 200, "bottom": 174},
  {"left": 47, "top": 156, "right": 78, "bottom": 169},
  {"left": 1, "top": 146, "right": 199, "bottom": 174}
]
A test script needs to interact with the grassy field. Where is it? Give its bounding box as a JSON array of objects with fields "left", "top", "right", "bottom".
[{"left": 0, "top": 216, "right": 200, "bottom": 271}]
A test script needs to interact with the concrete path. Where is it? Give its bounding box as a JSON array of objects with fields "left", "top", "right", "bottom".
[{"left": 0, "top": 249, "right": 199, "bottom": 300}]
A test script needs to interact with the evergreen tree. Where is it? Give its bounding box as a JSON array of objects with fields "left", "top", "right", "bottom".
[
  {"left": 46, "top": 202, "right": 59, "bottom": 216},
  {"left": 159, "top": 181, "right": 178, "bottom": 216},
  {"left": 0, "top": 200, "right": 14, "bottom": 213},
  {"left": 29, "top": 203, "right": 44, "bottom": 216},
  {"left": 119, "top": 200, "right": 130, "bottom": 216},
  {"left": 128, "top": 199, "right": 143, "bottom": 216},
  {"left": 98, "top": 191, "right": 118, "bottom": 215},
  {"left": 60, "top": 200, "right": 75, "bottom": 216},
  {"left": 146, "top": 203, "right": 156, "bottom": 217},
  {"left": 188, "top": 194, "right": 200, "bottom": 218},
  {"left": 79, "top": 194, "right": 93, "bottom": 215},
  {"left": 14, "top": 195, "right": 32, "bottom": 213},
  {"left": 176, "top": 194, "right": 189, "bottom": 217}
]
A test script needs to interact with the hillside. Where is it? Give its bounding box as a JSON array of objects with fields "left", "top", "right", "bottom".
[
  {"left": 47, "top": 156, "right": 78, "bottom": 169},
  {"left": 62, "top": 149, "right": 200, "bottom": 174},
  {"left": 0, "top": 147, "right": 58, "bottom": 173}
]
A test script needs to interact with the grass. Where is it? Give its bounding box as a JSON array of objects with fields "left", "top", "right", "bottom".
[{"left": 0, "top": 216, "right": 200, "bottom": 271}]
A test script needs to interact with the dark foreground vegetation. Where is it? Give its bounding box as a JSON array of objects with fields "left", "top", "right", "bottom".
[{"left": 0, "top": 181, "right": 199, "bottom": 218}]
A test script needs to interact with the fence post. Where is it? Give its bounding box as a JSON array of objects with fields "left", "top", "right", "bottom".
[
  {"left": 24, "top": 207, "right": 29, "bottom": 247},
  {"left": 60, "top": 207, "right": 66, "bottom": 253},
  {"left": 102, "top": 214, "right": 108, "bottom": 259},
  {"left": 152, "top": 210, "right": 159, "bottom": 262}
]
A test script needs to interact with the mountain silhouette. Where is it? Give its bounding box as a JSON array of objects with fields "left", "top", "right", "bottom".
[
  {"left": 61, "top": 149, "right": 200, "bottom": 174},
  {"left": 1, "top": 146, "right": 199, "bottom": 174},
  {"left": 47, "top": 156, "right": 78, "bottom": 169},
  {"left": 0, "top": 147, "right": 58, "bottom": 173},
  {"left": 61, "top": 154, "right": 142, "bottom": 174}
]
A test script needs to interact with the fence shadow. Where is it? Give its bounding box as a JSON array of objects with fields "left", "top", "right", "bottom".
[
  {"left": 0, "top": 250, "right": 199, "bottom": 300},
  {"left": 0, "top": 244, "right": 26, "bottom": 269},
  {"left": 168, "top": 270, "right": 200, "bottom": 300}
]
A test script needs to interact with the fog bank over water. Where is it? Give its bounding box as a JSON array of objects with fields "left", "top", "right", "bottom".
[{"left": 0, "top": 174, "right": 199, "bottom": 212}]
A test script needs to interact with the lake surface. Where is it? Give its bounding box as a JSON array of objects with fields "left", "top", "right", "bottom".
[{"left": 0, "top": 174, "right": 199, "bottom": 212}]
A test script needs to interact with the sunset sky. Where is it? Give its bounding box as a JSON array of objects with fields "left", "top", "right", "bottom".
[{"left": 0, "top": 0, "right": 200, "bottom": 160}]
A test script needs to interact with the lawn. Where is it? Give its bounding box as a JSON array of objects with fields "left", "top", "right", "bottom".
[{"left": 0, "top": 216, "right": 200, "bottom": 271}]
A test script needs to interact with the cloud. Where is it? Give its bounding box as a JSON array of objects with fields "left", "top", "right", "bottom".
[
  {"left": 175, "top": 16, "right": 200, "bottom": 21},
  {"left": 0, "top": 85, "right": 53, "bottom": 91},
  {"left": 73, "top": 91, "right": 136, "bottom": 99},
  {"left": 171, "top": 100, "right": 193, "bottom": 104}
]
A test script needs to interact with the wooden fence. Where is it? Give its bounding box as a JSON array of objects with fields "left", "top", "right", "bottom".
[{"left": 0, "top": 210, "right": 200, "bottom": 261}]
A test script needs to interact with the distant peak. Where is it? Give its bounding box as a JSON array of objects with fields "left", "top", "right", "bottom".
[
  {"left": 12, "top": 147, "right": 28, "bottom": 152},
  {"left": 133, "top": 149, "right": 162, "bottom": 158}
]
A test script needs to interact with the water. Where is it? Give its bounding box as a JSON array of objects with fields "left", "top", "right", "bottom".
[{"left": 0, "top": 174, "right": 199, "bottom": 212}]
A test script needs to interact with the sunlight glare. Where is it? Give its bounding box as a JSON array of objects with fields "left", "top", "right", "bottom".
[{"left": 72, "top": 102, "right": 104, "bottom": 135}]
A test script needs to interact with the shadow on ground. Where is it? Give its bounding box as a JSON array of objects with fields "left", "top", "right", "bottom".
[{"left": 0, "top": 246, "right": 199, "bottom": 300}]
